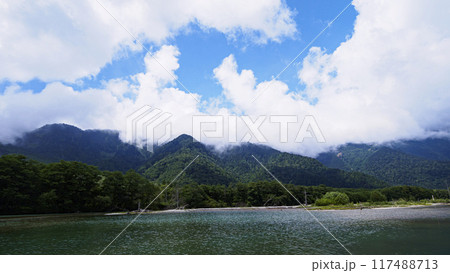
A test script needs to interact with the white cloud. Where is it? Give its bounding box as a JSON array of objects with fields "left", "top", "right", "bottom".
[
  {"left": 0, "top": 82, "right": 129, "bottom": 142},
  {"left": 138, "top": 45, "right": 180, "bottom": 87},
  {"left": 211, "top": 0, "right": 450, "bottom": 155},
  {"left": 0, "top": 45, "right": 203, "bottom": 146},
  {"left": 187, "top": 0, "right": 296, "bottom": 43},
  {"left": 0, "top": 0, "right": 296, "bottom": 82},
  {"left": 1, "top": 0, "right": 450, "bottom": 158},
  {"left": 212, "top": 54, "right": 321, "bottom": 155},
  {"left": 299, "top": 0, "right": 450, "bottom": 142}
]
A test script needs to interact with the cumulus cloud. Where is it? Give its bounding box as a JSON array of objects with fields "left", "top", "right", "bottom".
[
  {"left": 0, "top": 0, "right": 296, "bottom": 82},
  {"left": 0, "top": 45, "right": 196, "bottom": 142},
  {"left": 298, "top": 0, "right": 450, "bottom": 143},
  {"left": 212, "top": 54, "right": 323, "bottom": 155},
  {"left": 210, "top": 0, "right": 450, "bottom": 155},
  {"left": 0, "top": 82, "right": 129, "bottom": 142}
]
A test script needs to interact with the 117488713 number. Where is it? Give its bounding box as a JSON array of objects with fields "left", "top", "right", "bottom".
[{"left": 372, "top": 259, "right": 438, "bottom": 270}]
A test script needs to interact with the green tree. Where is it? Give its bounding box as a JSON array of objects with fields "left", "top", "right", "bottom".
[
  {"left": 315, "top": 191, "right": 350, "bottom": 206},
  {"left": 370, "top": 190, "right": 387, "bottom": 202},
  {"left": 124, "top": 170, "right": 160, "bottom": 210},
  {"left": 0, "top": 155, "right": 43, "bottom": 214},
  {"left": 180, "top": 183, "right": 209, "bottom": 208},
  {"left": 42, "top": 161, "right": 102, "bottom": 212}
]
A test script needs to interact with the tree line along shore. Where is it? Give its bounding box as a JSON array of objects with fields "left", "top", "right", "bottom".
[{"left": 1, "top": 154, "right": 448, "bottom": 215}]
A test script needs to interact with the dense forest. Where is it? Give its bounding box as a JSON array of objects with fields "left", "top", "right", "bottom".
[
  {"left": 1, "top": 124, "right": 389, "bottom": 189},
  {"left": 1, "top": 154, "right": 448, "bottom": 215},
  {"left": 317, "top": 143, "right": 450, "bottom": 189},
  {"left": 139, "top": 136, "right": 387, "bottom": 189},
  {"left": 4, "top": 124, "right": 450, "bottom": 190}
]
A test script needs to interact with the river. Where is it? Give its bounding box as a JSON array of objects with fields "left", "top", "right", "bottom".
[{"left": 0, "top": 205, "right": 449, "bottom": 254}]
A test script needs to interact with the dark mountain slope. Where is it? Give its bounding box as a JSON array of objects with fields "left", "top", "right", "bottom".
[
  {"left": 0, "top": 124, "right": 149, "bottom": 172},
  {"left": 138, "top": 137, "right": 386, "bottom": 188},
  {"left": 218, "top": 143, "right": 386, "bottom": 188},
  {"left": 0, "top": 124, "right": 401, "bottom": 188},
  {"left": 138, "top": 134, "right": 236, "bottom": 185},
  {"left": 390, "top": 138, "right": 450, "bottom": 161},
  {"left": 317, "top": 143, "right": 450, "bottom": 189}
]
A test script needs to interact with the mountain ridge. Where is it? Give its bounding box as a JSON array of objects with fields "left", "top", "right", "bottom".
[
  {"left": 0, "top": 124, "right": 387, "bottom": 189},
  {"left": 1, "top": 124, "right": 449, "bottom": 189},
  {"left": 316, "top": 142, "right": 450, "bottom": 189},
  {"left": 0, "top": 123, "right": 150, "bottom": 172}
]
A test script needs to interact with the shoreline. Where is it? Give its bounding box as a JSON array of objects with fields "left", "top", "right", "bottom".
[
  {"left": 104, "top": 202, "right": 450, "bottom": 215},
  {"left": 2, "top": 203, "right": 447, "bottom": 218}
]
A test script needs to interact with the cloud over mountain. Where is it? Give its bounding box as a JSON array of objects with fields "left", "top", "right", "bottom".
[
  {"left": 211, "top": 0, "right": 450, "bottom": 155},
  {"left": 0, "top": 0, "right": 449, "bottom": 157}
]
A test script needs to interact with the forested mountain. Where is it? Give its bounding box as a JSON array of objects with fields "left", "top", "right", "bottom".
[
  {"left": 138, "top": 136, "right": 386, "bottom": 188},
  {"left": 389, "top": 138, "right": 450, "bottom": 161},
  {"left": 136, "top": 134, "right": 237, "bottom": 185},
  {"left": 1, "top": 125, "right": 450, "bottom": 215},
  {"left": 317, "top": 142, "right": 450, "bottom": 189},
  {"left": 217, "top": 143, "right": 386, "bottom": 188},
  {"left": 0, "top": 124, "right": 149, "bottom": 172},
  {"left": 2, "top": 124, "right": 449, "bottom": 189},
  {"left": 0, "top": 124, "right": 386, "bottom": 189}
]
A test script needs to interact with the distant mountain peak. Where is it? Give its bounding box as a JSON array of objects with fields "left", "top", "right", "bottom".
[
  {"left": 2, "top": 123, "right": 148, "bottom": 172},
  {"left": 38, "top": 123, "right": 83, "bottom": 131},
  {"left": 172, "top": 134, "right": 195, "bottom": 142},
  {"left": 34, "top": 123, "right": 82, "bottom": 132}
]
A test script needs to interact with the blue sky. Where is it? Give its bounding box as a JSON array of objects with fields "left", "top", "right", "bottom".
[
  {"left": 174, "top": 0, "right": 356, "bottom": 99},
  {"left": 0, "top": 0, "right": 357, "bottom": 99}
]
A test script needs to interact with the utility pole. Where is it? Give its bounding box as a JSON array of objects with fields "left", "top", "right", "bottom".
[{"left": 304, "top": 190, "right": 308, "bottom": 206}]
